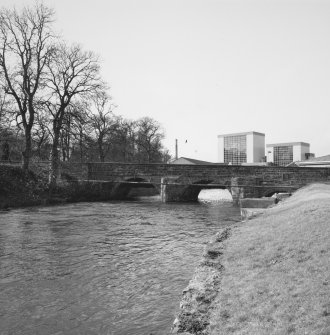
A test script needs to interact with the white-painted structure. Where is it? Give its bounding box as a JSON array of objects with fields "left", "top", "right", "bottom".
[
  {"left": 218, "top": 131, "right": 265, "bottom": 164},
  {"left": 267, "top": 142, "right": 310, "bottom": 166}
]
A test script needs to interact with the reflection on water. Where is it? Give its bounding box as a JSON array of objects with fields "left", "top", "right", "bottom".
[{"left": 0, "top": 191, "right": 240, "bottom": 335}]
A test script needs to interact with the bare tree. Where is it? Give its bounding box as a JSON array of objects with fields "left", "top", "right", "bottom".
[
  {"left": 32, "top": 110, "right": 51, "bottom": 159},
  {"left": 0, "top": 88, "right": 12, "bottom": 132},
  {"left": 161, "top": 148, "right": 171, "bottom": 163},
  {"left": 59, "top": 109, "right": 73, "bottom": 162},
  {"left": 69, "top": 102, "right": 94, "bottom": 162},
  {"left": 0, "top": 88, "right": 8, "bottom": 120},
  {"left": 45, "top": 43, "right": 105, "bottom": 186},
  {"left": 59, "top": 103, "right": 89, "bottom": 162},
  {"left": 135, "top": 116, "right": 165, "bottom": 163},
  {"left": 0, "top": 3, "right": 55, "bottom": 170},
  {"left": 111, "top": 117, "right": 137, "bottom": 162},
  {"left": 88, "top": 92, "right": 117, "bottom": 162}
]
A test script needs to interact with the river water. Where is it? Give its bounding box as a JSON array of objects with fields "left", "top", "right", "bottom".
[{"left": 0, "top": 191, "right": 241, "bottom": 335}]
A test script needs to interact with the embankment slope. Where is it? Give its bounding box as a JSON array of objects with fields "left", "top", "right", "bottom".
[{"left": 174, "top": 183, "right": 330, "bottom": 335}]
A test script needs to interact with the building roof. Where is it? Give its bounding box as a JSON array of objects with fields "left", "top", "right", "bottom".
[
  {"left": 291, "top": 154, "right": 330, "bottom": 167},
  {"left": 303, "top": 154, "right": 330, "bottom": 162},
  {"left": 171, "top": 157, "right": 214, "bottom": 165},
  {"left": 266, "top": 142, "right": 310, "bottom": 147},
  {"left": 217, "top": 131, "right": 265, "bottom": 138}
]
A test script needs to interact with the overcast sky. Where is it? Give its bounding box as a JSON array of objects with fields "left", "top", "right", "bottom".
[{"left": 3, "top": 0, "right": 330, "bottom": 162}]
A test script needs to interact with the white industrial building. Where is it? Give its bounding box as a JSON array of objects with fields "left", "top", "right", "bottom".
[
  {"left": 266, "top": 142, "right": 310, "bottom": 166},
  {"left": 218, "top": 131, "right": 265, "bottom": 164}
]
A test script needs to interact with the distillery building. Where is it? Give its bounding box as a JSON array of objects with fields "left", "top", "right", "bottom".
[
  {"left": 218, "top": 131, "right": 265, "bottom": 164},
  {"left": 266, "top": 142, "right": 311, "bottom": 166}
]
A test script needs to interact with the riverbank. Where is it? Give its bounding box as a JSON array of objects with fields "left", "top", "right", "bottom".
[
  {"left": 0, "top": 165, "right": 159, "bottom": 209},
  {"left": 0, "top": 165, "right": 48, "bottom": 208},
  {"left": 0, "top": 165, "right": 108, "bottom": 209},
  {"left": 173, "top": 183, "right": 330, "bottom": 334}
]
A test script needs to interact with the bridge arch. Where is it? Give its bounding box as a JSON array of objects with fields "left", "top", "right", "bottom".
[
  {"left": 163, "top": 179, "right": 233, "bottom": 202},
  {"left": 112, "top": 177, "right": 159, "bottom": 199}
]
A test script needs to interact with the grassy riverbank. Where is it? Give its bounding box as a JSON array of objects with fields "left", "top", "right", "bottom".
[{"left": 174, "top": 183, "right": 330, "bottom": 334}]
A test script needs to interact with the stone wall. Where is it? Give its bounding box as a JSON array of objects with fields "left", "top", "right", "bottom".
[
  {"left": 87, "top": 163, "right": 330, "bottom": 186},
  {"left": 2, "top": 162, "right": 330, "bottom": 206},
  {"left": 9, "top": 162, "right": 325, "bottom": 204},
  {"left": 86, "top": 163, "right": 330, "bottom": 202}
]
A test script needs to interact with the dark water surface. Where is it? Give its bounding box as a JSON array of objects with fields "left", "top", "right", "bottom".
[{"left": 0, "top": 194, "right": 240, "bottom": 335}]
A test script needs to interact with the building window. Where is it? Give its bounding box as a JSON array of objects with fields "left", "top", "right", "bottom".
[
  {"left": 273, "top": 146, "right": 293, "bottom": 166},
  {"left": 224, "top": 135, "right": 247, "bottom": 164}
]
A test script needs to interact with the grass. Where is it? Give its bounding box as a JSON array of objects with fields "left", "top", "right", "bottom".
[{"left": 208, "top": 183, "right": 330, "bottom": 335}]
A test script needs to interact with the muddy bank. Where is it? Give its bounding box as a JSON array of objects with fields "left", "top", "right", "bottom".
[{"left": 172, "top": 183, "right": 330, "bottom": 334}]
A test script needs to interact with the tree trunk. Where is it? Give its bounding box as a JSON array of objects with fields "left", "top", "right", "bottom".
[
  {"left": 49, "top": 133, "right": 60, "bottom": 188},
  {"left": 79, "top": 128, "right": 83, "bottom": 163},
  {"left": 1, "top": 141, "right": 10, "bottom": 161},
  {"left": 98, "top": 139, "right": 105, "bottom": 162},
  {"left": 22, "top": 129, "right": 32, "bottom": 171},
  {"left": 36, "top": 134, "right": 45, "bottom": 158}
]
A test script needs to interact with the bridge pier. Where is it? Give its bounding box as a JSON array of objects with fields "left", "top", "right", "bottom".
[
  {"left": 161, "top": 177, "right": 184, "bottom": 202},
  {"left": 160, "top": 177, "right": 202, "bottom": 202},
  {"left": 230, "top": 177, "right": 261, "bottom": 205}
]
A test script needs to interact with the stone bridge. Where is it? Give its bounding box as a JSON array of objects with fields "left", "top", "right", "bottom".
[{"left": 61, "top": 162, "right": 330, "bottom": 203}]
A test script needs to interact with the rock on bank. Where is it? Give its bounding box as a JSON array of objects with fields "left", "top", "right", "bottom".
[{"left": 172, "top": 183, "right": 330, "bottom": 335}]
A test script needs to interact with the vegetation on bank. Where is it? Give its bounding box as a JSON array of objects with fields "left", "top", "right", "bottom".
[
  {"left": 0, "top": 164, "right": 159, "bottom": 209},
  {"left": 0, "top": 165, "right": 48, "bottom": 208},
  {"left": 173, "top": 183, "right": 330, "bottom": 335}
]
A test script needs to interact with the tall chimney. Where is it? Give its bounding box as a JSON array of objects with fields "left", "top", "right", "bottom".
[{"left": 175, "top": 139, "right": 178, "bottom": 160}]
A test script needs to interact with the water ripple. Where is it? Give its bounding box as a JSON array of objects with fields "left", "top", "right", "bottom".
[{"left": 0, "top": 197, "right": 240, "bottom": 335}]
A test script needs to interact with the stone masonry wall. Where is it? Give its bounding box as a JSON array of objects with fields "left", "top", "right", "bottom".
[{"left": 86, "top": 163, "right": 330, "bottom": 189}]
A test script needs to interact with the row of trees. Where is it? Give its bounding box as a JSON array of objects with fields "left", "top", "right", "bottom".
[{"left": 0, "top": 3, "right": 170, "bottom": 187}]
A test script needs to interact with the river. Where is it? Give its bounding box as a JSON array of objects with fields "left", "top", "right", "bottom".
[{"left": 0, "top": 190, "right": 241, "bottom": 335}]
